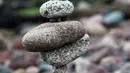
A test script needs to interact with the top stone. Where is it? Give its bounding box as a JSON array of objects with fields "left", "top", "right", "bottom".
[{"left": 40, "top": 0, "right": 74, "bottom": 18}]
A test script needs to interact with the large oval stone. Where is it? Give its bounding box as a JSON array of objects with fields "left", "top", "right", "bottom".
[
  {"left": 40, "top": 0, "right": 74, "bottom": 18},
  {"left": 41, "top": 34, "right": 90, "bottom": 67},
  {"left": 22, "top": 21, "right": 85, "bottom": 52}
]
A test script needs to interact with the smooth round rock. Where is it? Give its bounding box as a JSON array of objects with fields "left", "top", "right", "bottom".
[
  {"left": 14, "top": 69, "right": 26, "bottom": 73},
  {"left": 87, "top": 14, "right": 104, "bottom": 23},
  {"left": 114, "top": 0, "right": 130, "bottom": 6},
  {"left": 76, "top": 0, "right": 91, "bottom": 11},
  {"left": 41, "top": 34, "right": 90, "bottom": 67},
  {"left": 100, "top": 56, "right": 123, "bottom": 72},
  {"left": 80, "top": 18, "right": 107, "bottom": 35},
  {"left": 22, "top": 21, "right": 85, "bottom": 52},
  {"left": 0, "top": 66, "right": 12, "bottom": 73},
  {"left": 40, "top": 0, "right": 74, "bottom": 18},
  {"left": 26, "top": 66, "right": 39, "bottom": 73},
  {"left": 104, "top": 11, "right": 124, "bottom": 25},
  {"left": 38, "top": 63, "right": 54, "bottom": 72}
]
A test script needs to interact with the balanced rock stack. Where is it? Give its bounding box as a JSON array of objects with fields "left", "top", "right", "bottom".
[{"left": 22, "top": 0, "right": 90, "bottom": 73}]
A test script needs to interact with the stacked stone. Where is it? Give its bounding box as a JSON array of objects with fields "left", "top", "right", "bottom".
[{"left": 22, "top": 0, "right": 90, "bottom": 73}]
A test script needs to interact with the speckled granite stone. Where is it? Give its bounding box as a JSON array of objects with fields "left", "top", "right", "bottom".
[
  {"left": 40, "top": 0, "right": 74, "bottom": 18},
  {"left": 22, "top": 21, "right": 85, "bottom": 52},
  {"left": 41, "top": 34, "right": 90, "bottom": 67},
  {"left": 54, "top": 65, "right": 67, "bottom": 73}
]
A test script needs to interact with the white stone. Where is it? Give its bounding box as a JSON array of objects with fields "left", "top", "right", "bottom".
[
  {"left": 76, "top": 0, "right": 91, "bottom": 11},
  {"left": 40, "top": 0, "right": 74, "bottom": 18}
]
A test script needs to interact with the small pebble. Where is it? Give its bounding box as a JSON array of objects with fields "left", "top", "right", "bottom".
[
  {"left": 103, "top": 11, "right": 124, "bottom": 26},
  {"left": 100, "top": 56, "right": 123, "bottom": 72},
  {"left": 114, "top": 0, "right": 130, "bottom": 6},
  {"left": 80, "top": 16, "right": 107, "bottom": 35},
  {"left": 26, "top": 66, "right": 39, "bottom": 73},
  {"left": 100, "top": 34, "right": 121, "bottom": 49},
  {"left": 0, "top": 65, "right": 12, "bottom": 73},
  {"left": 87, "top": 14, "right": 104, "bottom": 23},
  {"left": 13, "top": 69, "right": 26, "bottom": 73},
  {"left": 38, "top": 63, "right": 54, "bottom": 73},
  {"left": 76, "top": 0, "right": 91, "bottom": 11}
]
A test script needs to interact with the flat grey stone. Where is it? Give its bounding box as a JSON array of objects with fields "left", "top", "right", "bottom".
[
  {"left": 41, "top": 34, "right": 90, "bottom": 67},
  {"left": 22, "top": 21, "right": 85, "bottom": 52},
  {"left": 40, "top": 0, "right": 74, "bottom": 18}
]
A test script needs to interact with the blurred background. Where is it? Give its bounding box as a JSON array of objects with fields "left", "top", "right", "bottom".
[{"left": 1, "top": 0, "right": 130, "bottom": 73}]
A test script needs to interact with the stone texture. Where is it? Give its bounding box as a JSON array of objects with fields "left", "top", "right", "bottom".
[
  {"left": 41, "top": 34, "right": 90, "bottom": 67},
  {"left": 22, "top": 21, "right": 85, "bottom": 52},
  {"left": 54, "top": 65, "right": 67, "bottom": 73},
  {"left": 40, "top": 0, "right": 74, "bottom": 18}
]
